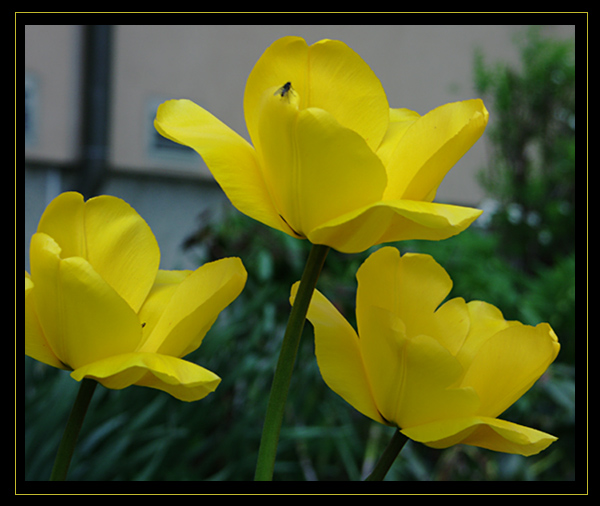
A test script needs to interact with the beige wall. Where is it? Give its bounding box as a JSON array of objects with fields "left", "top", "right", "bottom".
[
  {"left": 24, "top": 25, "right": 82, "bottom": 163},
  {"left": 25, "top": 24, "right": 576, "bottom": 206}
]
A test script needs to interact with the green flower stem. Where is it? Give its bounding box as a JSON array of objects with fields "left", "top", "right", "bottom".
[
  {"left": 365, "top": 429, "right": 409, "bottom": 481},
  {"left": 49, "top": 378, "right": 98, "bottom": 481},
  {"left": 254, "top": 243, "right": 330, "bottom": 481}
]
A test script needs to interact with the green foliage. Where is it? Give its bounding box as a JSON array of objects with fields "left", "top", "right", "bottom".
[{"left": 473, "top": 26, "right": 575, "bottom": 273}]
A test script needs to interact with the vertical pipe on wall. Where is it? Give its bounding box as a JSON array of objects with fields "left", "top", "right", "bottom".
[{"left": 76, "top": 25, "right": 113, "bottom": 199}]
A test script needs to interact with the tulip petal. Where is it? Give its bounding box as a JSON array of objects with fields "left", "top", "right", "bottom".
[
  {"left": 309, "top": 199, "right": 482, "bottom": 254},
  {"left": 461, "top": 322, "right": 560, "bottom": 418},
  {"left": 356, "top": 248, "right": 470, "bottom": 355},
  {"left": 455, "top": 300, "right": 516, "bottom": 371},
  {"left": 244, "top": 36, "right": 309, "bottom": 146},
  {"left": 29, "top": 233, "right": 142, "bottom": 370},
  {"left": 402, "top": 416, "right": 557, "bottom": 456},
  {"left": 25, "top": 272, "right": 66, "bottom": 369},
  {"left": 258, "top": 97, "right": 387, "bottom": 237},
  {"left": 136, "top": 270, "right": 190, "bottom": 346},
  {"left": 359, "top": 306, "right": 479, "bottom": 428},
  {"left": 244, "top": 36, "right": 389, "bottom": 152},
  {"left": 383, "top": 99, "right": 489, "bottom": 201},
  {"left": 82, "top": 195, "right": 160, "bottom": 312},
  {"left": 291, "top": 282, "right": 387, "bottom": 425},
  {"left": 376, "top": 108, "right": 421, "bottom": 168},
  {"left": 154, "top": 99, "right": 292, "bottom": 236},
  {"left": 377, "top": 200, "right": 483, "bottom": 244},
  {"left": 29, "top": 234, "right": 72, "bottom": 364},
  {"left": 355, "top": 306, "right": 409, "bottom": 425},
  {"left": 306, "top": 38, "right": 389, "bottom": 151},
  {"left": 356, "top": 248, "right": 450, "bottom": 337},
  {"left": 139, "top": 257, "right": 247, "bottom": 358},
  {"left": 393, "top": 334, "right": 479, "bottom": 428},
  {"left": 295, "top": 108, "right": 387, "bottom": 235},
  {"left": 36, "top": 192, "right": 160, "bottom": 312},
  {"left": 355, "top": 247, "right": 403, "bottom": 336},
  {"left": 71, "top": 352, "right": 221, "bottom": 402},
  {"left": 253, "top": 83, "right": 304, "bottom": 233},
  {"left": 354, "top": 249, "right": 478, "bottom": 427},
  {"left": 35, "top": 192, "right": 85, "bottom": 259}
]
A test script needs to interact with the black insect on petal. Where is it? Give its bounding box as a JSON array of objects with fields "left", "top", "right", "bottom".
[{"left": 274, "top": 82, "right": 293, "bottom": 98}]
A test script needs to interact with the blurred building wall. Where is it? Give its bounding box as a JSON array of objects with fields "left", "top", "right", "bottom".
[{"left": 24, "top": 24, "right": 575, "bottom": 269}]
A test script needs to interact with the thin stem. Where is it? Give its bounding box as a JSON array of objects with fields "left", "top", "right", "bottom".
[
  {"left": 254, "top": 243, "right": 330, "bottom": 481},
  {"left": 49, "top": 378, "right": 98, "bottom": 481},
  {"left": 365, "top": 429, "right": 409, "bottom": 481}
]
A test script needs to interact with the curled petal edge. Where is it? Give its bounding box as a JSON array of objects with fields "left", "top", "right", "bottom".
[
  {"left": 71, "top": 352, "right": 221, "bottom": 402},
  {"left": 308, "top": 200, "right": 483, "bottom": 254},
  {"left": 401, "top": 416, "right": 557, "bottom": 456}
]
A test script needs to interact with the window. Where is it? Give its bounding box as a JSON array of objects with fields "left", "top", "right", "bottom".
[{"left": 25, "top": 73, "right": 38, "bottom": 146}]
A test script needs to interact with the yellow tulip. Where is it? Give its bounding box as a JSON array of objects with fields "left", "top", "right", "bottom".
[
  {"left": 25, "top": 192, "right": 247, "bottom": 402},
  {"left": 154, "top": 36, "right": 489, "bottom": 253},
  {"left": 292, "top": 247, "right": 560, "bottom": 456}
]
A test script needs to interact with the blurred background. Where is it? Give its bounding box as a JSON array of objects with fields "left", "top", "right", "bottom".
[{"left": 24, "top": 23, "right": 576, "bottom": 482}]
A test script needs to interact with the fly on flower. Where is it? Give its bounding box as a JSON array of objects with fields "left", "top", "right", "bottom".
[{"left": 274, "top": 81, "right": 293, "bottom": 98}]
